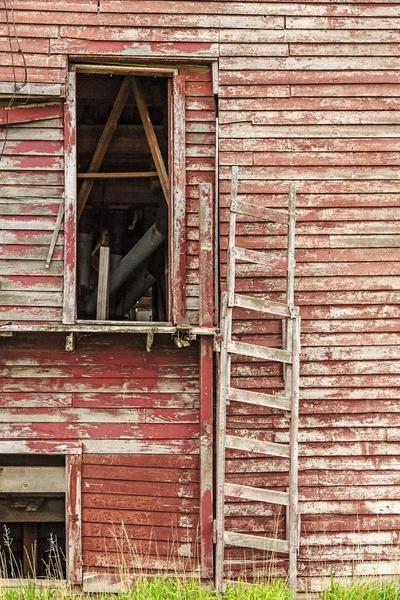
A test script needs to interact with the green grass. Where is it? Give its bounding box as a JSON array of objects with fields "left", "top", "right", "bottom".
[
  {"left": 320, "top": 578, "right": 400, "bottom": 600},
  {"left": 0, "top": 578, "right": 294, "bottom": 600},
  {"left": 3, "top": 577, "right": 400, "bottom": 599}
]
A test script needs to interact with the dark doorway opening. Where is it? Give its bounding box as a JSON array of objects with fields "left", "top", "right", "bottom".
[{"left": 0, "top": 455, "right": 66, "bottom": 579}]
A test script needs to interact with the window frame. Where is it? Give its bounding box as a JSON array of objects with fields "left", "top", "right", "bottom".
[
  {"left": 63, "top": 64, "right": 187, "bottom": 327},
  {"left": 0, "top": 442, "right": 82, "bottom": 586}
]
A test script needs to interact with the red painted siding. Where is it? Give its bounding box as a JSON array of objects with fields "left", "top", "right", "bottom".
[
  {"left": 0, "top": 335, "right": 201, "bottom": 575},
  {"left": 217, "top": 5, "right": 400, "bottom": 591},
  {"left": 0, "top": 0, "right": 399, "bottom": 592},
  {"left": 0, "top": 106, "right": 64, "bottom": 323}
]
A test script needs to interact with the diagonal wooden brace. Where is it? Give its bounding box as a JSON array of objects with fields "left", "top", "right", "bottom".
[
  {"left": 130, "top": 76, "right": 169, "bottom": 205},
  {"left": 77, "top": 76, "right": 131, "bottom": 218}
]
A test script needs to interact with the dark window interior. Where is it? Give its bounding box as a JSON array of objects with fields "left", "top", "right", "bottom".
[
  {"left": 0, "top": 455, "right": 66, "bottom": 579},
  {"left": 76, "top": 73, "right": 169, "bottom": 322}
]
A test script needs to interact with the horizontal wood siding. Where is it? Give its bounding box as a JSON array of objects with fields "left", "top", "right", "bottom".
[
  {"left": 0, "top": 0, "right": 399, "bottom": 591},
  {"left": 217, "top": 4, "right": 400, "bottom": 592},
  {"left": 0, "top": 334, "right": 201, "bottom": 574},
  {"left": 0, "top": 106, "right": 64, "bottom": 323}
]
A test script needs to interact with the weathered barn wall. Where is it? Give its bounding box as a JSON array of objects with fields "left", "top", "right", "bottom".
[
  {"left": 0, "top": 334, "right": 201, "bottom": 578},
  {"left": 0, "top": 0, "right": 399, "bottom": 592}
]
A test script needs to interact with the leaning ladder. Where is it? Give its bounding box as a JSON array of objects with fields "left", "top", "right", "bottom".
[{"left": 215, "top": 166, "right": 301, "bottom": 592}]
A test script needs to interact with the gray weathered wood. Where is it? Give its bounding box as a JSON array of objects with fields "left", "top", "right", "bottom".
[
  {"left": 227, "top": 340, "right": 292, "bottom": 363},
  {"left": 45, "top": 202, "right": 64, "bottom": 268},
  {"left": 224, "top": 531, "right": 290, "bottom": 554},
  {"left": 0, "top": 466, "right": 66, "bottom": 493},
  {"left": 225, "top": 482, "right": 289, "bottom": 506},
  {"left": 234, "top": 246, "right": 288, "bottom": 270},
  {"left": 215, "top": 166, "right": 239, "bottom": 592},
  {"left": 96, "top": 246, "right": 110, "bottom": 321},
  {"left": 232, "top": 293, "right": 289, "bottom": 317},
  {"left": 226, "top": 435, "right": 290, "bottom": 458},
  {"left": 227, "top": 387, "right": 290, "bottom": 411},
  {"left": 234, "top": 199, "right": 289, "bottom": 224}
]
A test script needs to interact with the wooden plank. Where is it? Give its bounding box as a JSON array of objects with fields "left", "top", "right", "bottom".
[
  {"left": 77, "top": 76, "right": 130, "bottom": 218},
  {"left": 233, "top": 293, "right": 289, "bottom": 317},
  {"left": 234, "top": 247, "right": 288, "bottom": 271},
  {"left": 96, "top": 247, "right": 110, "bottom": 321},
  {"left": 226, "top": 435, "right": 290, "bottom": 459},
  {"left": 0, "top": 103, "right": 63, "bottom": 126},
  {"left": 228, "top": 340, "right": 291, "bottom": 363},
  {"left": 45, "top": 202, "right": 64, "bottom": 268},
  {"left": 235, "top": 199, "right": 288, "bottom": 224},
  {"left": 199, "top": 336, "right": 213, "bottom": 579},
  {"left": 172, "top": 73, "right": 187, "bottom": 326},
  {"left": 66, "top": 454, "right": 82, "bottom": 586},
  {"left": 77, "top": 171, "right": 158, "bottom": 179},
  {"left": 224, "top": 531, "right": 289, "bottom": 554},
  {"left": 199, "top": 183, "right": 214, "bottom": 327},
  {"left": 0, "top": 498, "right": 64, "bottom": 522},
  {"left": 0, "top": 466, "right": 65, "bottom": 493},
  {"left": 130, "top": 77, "right": 169, "bottom": 203},
  {"left": 227, "top": 387, "right": 290, "bottom": 411},
  {"left": 0, "top": 83, "right": 63, "bottom": 97},
  {"left": 225, "top": 482, "right": 289, "bottom": 506},
  {"left": 63, "top": 69, "right": 77, "bottom": 325}
]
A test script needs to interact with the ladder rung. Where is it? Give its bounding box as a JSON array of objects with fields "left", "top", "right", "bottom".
[
  {"left": 232, "top": 293, "right": 290, "bottom": 317},
  {"left": 234, "top": 246, "right": 288, "bottom": 271},
  {"left": 224, "top": 531, "right": 290, "bottom": 554},
  {"left": 233, "top": 199, "right": 289, "bottom": 225},
  {"left": 227, "top": 387, "right": 290, "bottom": 411},
  {"left": 226, "top": 435, "right": 290, "bottom": 458},
  {"left": 227, "top": 340, "right": 292, "bottom": 364},
  {"left": 225, "top": 482, "right": 289, "bottom": 506}
]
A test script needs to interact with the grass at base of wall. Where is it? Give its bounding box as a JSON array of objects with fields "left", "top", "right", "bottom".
[
  {"left": 3, "top": 577, "right": 400, "bottom": 599},
  {"left": 320, "top": 578, "right": 400, "bottom": 600},
  {"left": 0, "top": 578, "right": 295, "bottom": 600}
]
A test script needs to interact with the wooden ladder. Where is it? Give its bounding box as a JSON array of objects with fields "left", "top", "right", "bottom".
[{"left": 215, "top": 166, "right": 301, "bottom": 592}]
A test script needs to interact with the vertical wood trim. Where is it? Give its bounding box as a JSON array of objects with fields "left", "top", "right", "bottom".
[
  {"left": 199, "top": 183, "right": 214, "bottom": 328},
  {"left": 214, "top": 112, "right": 220, "bottom": 325},
  {"left": 199, "top": 181, "right": 214, "bottom": 577},
  {"left": 66, "top": 453, "right": 82, "bottom": 586},
  {"left": 96, "top": 246, "right": 110, "bottom": 321},
  {"left": 287, "top": 183, "right": 296, "bottom": 312},
  {"left": 212, "top": 61, "right": 219, "bottom": 96},
  {"left": 172, "top": 73, "right": 187, "bottom": 326},
  {"left": 63, "top": 68, "right": 77, "bottom": 325},
  {"left": 199, "top": 336, "right": 214, "bottom": 578}
]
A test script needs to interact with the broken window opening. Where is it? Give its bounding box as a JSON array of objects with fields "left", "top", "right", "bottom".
[
  {"left": 76, "top": 73, "right": 170, "bottom": 323},
  {"left": 0, "top": 455, "right": 66, "bottom": 579}
]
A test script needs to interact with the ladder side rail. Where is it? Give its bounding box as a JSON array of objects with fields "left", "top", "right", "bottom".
[
  {"left": 215, "top": 295, "right": 229, "bottom": 592},
  {"left": 215, "top": 165, "right": 239, "bottom": 592},
  {"left": 286, "top": 183, "right": 299, "bottom": 591},
  {"left": 288, "top": 313, "right": 301, "bottom": 592}
]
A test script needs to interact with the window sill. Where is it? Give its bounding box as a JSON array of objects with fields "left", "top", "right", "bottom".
[{"left": 0, "top": 322, "right": 217, "bottom": 336}]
